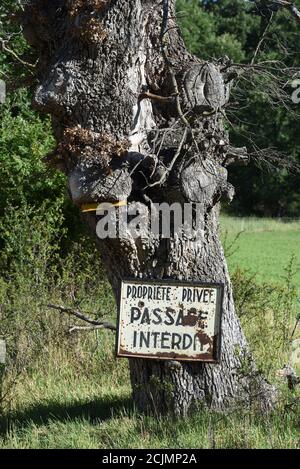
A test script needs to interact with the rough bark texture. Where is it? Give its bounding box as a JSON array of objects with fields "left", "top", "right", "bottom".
[{"left": 21, "top": 0, "right": 276, "bottom": 416}]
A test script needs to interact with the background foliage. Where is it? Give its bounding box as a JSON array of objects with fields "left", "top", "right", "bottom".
[{"left": 177, "top": 0, "right": 300, "bottom": 217}]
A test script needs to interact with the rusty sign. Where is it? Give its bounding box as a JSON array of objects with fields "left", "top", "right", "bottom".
[{"left": 116, "top": 279, "right": 223, "bottom": 362}]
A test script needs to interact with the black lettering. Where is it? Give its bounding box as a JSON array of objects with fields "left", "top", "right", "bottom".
[
  {"left": 127, "top": 286, "right": 132, "bottom": 298},
  {"left": 171, "top": 333, "right": 182, "bottom": 349},
  {"left": 197, "top": 289, "right": 203, "bottom": 302},
  {"left": 148, "top": 287, "right": 153, "bottom": 300},
  {"left": 164, "top": 308, "right": 175, "bottom": 326},
  {"left": 152, "top": 332, "right": 160, "bottom": 348},
  {"left": 182, "top": 288, "right": 187, "bottom": 302},
  {"left": 194, "top": 334, "right": 204, "bottom": 351},
  {"left": 161, "top": 332, "right": 171, "bottom": 349},
  {"left": 140, "top": 331, "right": 150, "bottom": 347},
  {"left": 143, "top": 286, "right": 148, "bottom": 299},
  {"left": 130, "top": 307, "right": 141, "bottom": 323},
  {"left": 176, "top": 310, "right": 184, "bottom": 326},
  {"left": 132, "top": 286, "right": 137, "bottom": 299},
  {"left": 183, "top": 334, "right": 192, "bottom": 350},
  {"left": 166, "top": 287, "right": 171, "bottom": 301},
  {"left": 141, "top": 308, "right": 151, "bottom": 324},
  {"left": 152, "top": 308, "right": 162, "bottom": 325},
  {"left": 199, "top": 310, "right": 208, "bottom": 320},
  {"left": 133, "top": 330, "right": 137, "bottom": 347},
  {"left": 203, "top": 289, "right": 209, "bottom": 303}
]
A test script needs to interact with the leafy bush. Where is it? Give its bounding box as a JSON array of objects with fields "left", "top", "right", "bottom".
[
  {"left": 0, "top": 92, "right": 65, "bottom": 215},
  {"left": 0, "top": 203, "right": 115, "bottom": 404}
]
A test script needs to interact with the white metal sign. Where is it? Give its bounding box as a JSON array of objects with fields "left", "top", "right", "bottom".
[{"left": 117, "top": 279, "right": 223, "bottom": 362}]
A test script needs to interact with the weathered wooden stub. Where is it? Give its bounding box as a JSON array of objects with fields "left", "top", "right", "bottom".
[{"left": 21, "top": 0, "right": 276, "bottom": 416}]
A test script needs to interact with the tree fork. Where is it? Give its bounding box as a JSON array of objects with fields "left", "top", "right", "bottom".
[{"left": 21, "top": 0, "right": 277, "bottom": 416}]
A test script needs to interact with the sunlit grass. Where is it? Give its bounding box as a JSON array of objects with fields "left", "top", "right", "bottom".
[
  {"left": 1, "top": 344, "right": 299, "bottom": 449},
  {"left": 220, "top": 215, "right": 300, "bottom": 286},
  {"left": 220, "top": 215, "right": 300, "bottom": 235}
]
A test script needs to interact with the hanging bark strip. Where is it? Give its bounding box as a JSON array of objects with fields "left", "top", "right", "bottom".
[{"left": 21, "top": 0, "right": 277, "bottom": 416}]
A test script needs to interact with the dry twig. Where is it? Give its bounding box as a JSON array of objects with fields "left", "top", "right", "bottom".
[{"left": 47, "top": 304, "right": 116, "bottom": 332}]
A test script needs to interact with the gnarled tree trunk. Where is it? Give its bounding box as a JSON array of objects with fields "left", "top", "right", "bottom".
[{"left": 21, "top": 0, "right": 276, "bottom": 416}]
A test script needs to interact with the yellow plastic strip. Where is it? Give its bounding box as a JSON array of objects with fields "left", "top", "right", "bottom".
[{"left": 81, "top": 200, "right": 127, "bottom": 213}]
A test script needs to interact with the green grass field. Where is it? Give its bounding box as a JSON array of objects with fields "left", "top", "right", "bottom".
[
  {"left": 220, "top": 216, "right": 300, "bottom": 287},
  {"left": 0, "top": 345, "right": 299, "bottom": 449},
  {"left": 0, "top": 216, "right": 300, "bottom": 449}
]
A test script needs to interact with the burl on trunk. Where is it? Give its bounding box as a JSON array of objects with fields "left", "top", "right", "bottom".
[{"left": 21, "top": 0, "right": 276, "bottom": 416}]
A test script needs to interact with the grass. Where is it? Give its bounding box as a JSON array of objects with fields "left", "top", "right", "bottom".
[
  {"left": 1, "top": 212, "right": 300, "bottom": 449},
  {"left": 0, "top": 344, "right": 299, "bottom": 449},
  {"left": 220, "top": 215, "right": 300, "bottom": 286},
  {"left": 221, "top": 215, "right": 300, "bottom": 234}
]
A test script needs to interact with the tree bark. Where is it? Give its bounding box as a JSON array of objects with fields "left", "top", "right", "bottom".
[{"left": 21, "top": 0, "right": 277, "bottom": 416}]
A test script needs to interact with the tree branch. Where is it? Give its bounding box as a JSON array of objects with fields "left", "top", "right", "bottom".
[
  {"left": 69, "top": 325, "right": 110, "bottom": 333},
  {"left": 0, "top": 37, "right": 37, "bottom": 72},
  {"left": 144, "top": 126, "right": 188, "bottom": 188},
  {"left": 161, "top": 0, "right": 190, "bottom": 128},
  {"left": 251, "top": 12, "right": 274, "bottom": 65},
  {"left": 276, "top": 0, "right": 300, "bottom": 22},
  {"left": 254, "top": 1, "right": 300, "bottom": 24},
  {"left": 47, "top": 304, "right": 116, "bottom": 331}
]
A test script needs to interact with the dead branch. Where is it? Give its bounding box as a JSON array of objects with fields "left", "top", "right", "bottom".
[
  {"left": 161, "top": 0, "right": 190, "bottom": 129},
  {"left": 144, "top": 126, "right": 188, "bottom": 189},
  {"left": 291, "top": 315, "right": 300, "bottom": 340},
  {"left": 274, "top": 0, "right": 300, "bottom": 22},
  {"left": 0, "top": 37, "right": 37, "bottom": 72},
  {"left": 47, "top": 304, "right": 116, "bottom": 331},
  {"left": 251, "top": 12, "right": 274, "bottom": 65},
  {"left": 69, "top": 325, "right": 109, "bottom": 333},
  {"left": 250, "top": 147, "right": 300, "bottom": 173},
  {"left": 253, "top": 1, "right": 300, "bottom": 24},
  {"left": 138, "top": 91, "right": 174, "bottom": 104}
]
